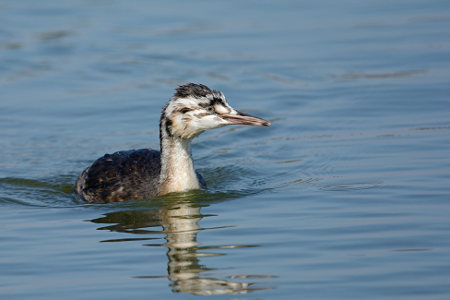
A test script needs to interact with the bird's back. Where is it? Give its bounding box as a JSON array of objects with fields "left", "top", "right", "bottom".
[{"left": 75, "top": 149, "right": 161, "bottom": 203}]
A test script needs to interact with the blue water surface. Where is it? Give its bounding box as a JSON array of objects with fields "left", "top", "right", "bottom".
[{"left": 1, "top": 0, "right": 450, "bottom": 299}]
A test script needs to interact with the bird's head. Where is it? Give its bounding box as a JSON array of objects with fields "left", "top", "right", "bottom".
[{"left": 160, "top": 83, "right": 270, "bottom": 140}]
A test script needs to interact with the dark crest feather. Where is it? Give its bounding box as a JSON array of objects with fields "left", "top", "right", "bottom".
[{"left": 174, "top": 83, "right": 216, "bottom": 99}]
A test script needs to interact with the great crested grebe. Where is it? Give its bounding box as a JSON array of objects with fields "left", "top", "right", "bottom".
[{"left": 75, "top": 83, "right": 270, "bottom": 203}]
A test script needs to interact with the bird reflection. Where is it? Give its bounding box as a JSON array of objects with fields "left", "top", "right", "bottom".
[{"left": 91, "top": 197, "right": 274, "bottom": 295}]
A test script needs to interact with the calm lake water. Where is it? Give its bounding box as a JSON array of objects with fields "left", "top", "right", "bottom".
[{"left": 1, "top": 0, "right": 450, "bottom": 299}]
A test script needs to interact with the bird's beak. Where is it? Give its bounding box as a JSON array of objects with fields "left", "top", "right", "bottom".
[{"left": 221, "top": 111, "right": 271, "bottom": 127}]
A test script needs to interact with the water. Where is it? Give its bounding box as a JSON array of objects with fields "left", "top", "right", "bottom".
[{"left": 1, "top": 0, "right": 450, "bottom": 298}]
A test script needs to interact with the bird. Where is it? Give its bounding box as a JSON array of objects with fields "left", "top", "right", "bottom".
[{"left": 74, "top": 83, "right": 271, "bottom": 203}]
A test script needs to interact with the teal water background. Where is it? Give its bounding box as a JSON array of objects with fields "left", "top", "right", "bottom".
[{"left": 1, "top": 1, "right": 450, "bottom": 299}]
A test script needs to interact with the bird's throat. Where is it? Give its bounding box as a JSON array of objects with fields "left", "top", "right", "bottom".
[{"left": 158, "top": 136, "right": 201, "bottom": 195}]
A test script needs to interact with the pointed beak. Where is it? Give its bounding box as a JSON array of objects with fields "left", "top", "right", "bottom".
[{"left": 221, "top": 111, "right": 271, "bottom": 127}]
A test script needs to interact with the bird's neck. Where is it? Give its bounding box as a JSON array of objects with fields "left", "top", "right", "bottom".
[{"left": 158, "top": 135, "right": 201, "bottom": 195}]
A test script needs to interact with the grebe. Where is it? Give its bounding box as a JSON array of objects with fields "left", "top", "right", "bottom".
[{"left": 75, "top": 83, "right": 270, "bottom": 203}]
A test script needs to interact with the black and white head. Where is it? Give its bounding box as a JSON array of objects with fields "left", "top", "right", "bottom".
[{"left": 160, "top": 83, "right": 270, "bottom": 140}]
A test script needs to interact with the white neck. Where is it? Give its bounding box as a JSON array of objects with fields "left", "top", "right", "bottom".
[{"left": 158, "top": 135, "right": 201, "bottom": 195}]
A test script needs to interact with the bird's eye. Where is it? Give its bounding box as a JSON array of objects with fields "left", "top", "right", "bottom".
[{"left": 207, "top": 106, "right": 215, "bottom": 113}]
